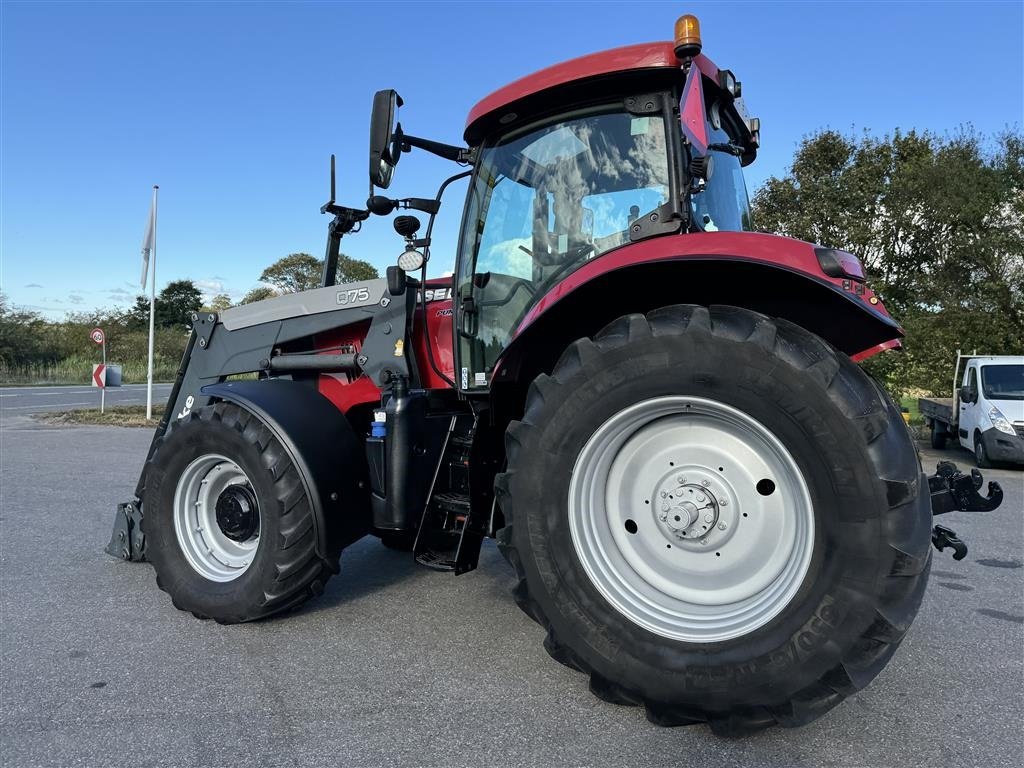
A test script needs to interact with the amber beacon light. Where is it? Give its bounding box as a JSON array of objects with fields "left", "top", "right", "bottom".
[{"left": 674, "top": 14, "right": 702, "bottom": 59}]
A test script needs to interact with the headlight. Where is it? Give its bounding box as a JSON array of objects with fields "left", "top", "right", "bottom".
[{"left": 989, "top": 406, "right": 1016, "bottom": 435}]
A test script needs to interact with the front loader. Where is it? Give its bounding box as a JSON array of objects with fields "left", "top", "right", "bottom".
[{"left": 107, "top": 12, "right": 1002, "bottom": 735}]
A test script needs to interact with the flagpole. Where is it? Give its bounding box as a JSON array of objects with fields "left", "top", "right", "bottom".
[{"left": 146, "top": 185, "right": 158, "bottom": 420}]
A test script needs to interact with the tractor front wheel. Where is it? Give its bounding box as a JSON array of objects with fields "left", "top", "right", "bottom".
[
  {"left": 495, "top": 305, "right": 932, "bottom": 734},
  {"left": 142, "top": 402, "right": 340, "bottom": 622}
]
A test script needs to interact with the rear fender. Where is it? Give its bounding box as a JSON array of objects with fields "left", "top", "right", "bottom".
[
  {"left": 492, "top": 233, "right": 902, "bottom": 391},
  {"left": 201, "top": 379, "right": 371, "bottom": 557}
]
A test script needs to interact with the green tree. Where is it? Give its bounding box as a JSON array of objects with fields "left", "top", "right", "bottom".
[
  {"left": 259, "top": 253, "right": 322, "bottom": 293},
  {"left": 203, "top": 294, "right": 233, "bottom": 312},
  {"left": 259, "top": 252, "right": 378, "bottom": 293},
  {"left": 0, "top": 293, "right": 48, "bottom": 364},
  {"left": 335, "top": 254, "right": 379, "bottom": 284},
  {"left": 240, "top": 286, "right": 277, "bottom": 304},
  {"left": 128, "top": 279, "right": 203, "bottom": 329},
  {"left": 752, "top": 129, "right": 1023, "bottom": 396}
]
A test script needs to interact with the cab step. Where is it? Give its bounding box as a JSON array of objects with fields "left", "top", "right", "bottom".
[{"left": 414, "top": 415, "right": 479, "bottom": 573}]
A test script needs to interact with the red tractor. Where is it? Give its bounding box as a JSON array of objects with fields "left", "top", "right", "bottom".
[{"left": 108, "top": 13, "right": 1001, "bottom": 734}]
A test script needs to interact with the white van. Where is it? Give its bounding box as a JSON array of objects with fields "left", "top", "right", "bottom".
[{"left": 920, "top": 354, "right": 1024, "bottom": 467}]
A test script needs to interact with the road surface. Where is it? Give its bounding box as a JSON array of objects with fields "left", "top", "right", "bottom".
[
  {"left": 0, "top": 383, "right": 174, "bottom": 414},
  {"left": 0, "top": 414, "right": 1020, "bottom": 767}
]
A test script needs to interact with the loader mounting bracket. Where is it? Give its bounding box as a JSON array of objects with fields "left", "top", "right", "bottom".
[{"left": 105, "top": 500, "right": 146, "bottom": 562}]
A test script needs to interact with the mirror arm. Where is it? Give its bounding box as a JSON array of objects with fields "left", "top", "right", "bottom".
[{"left": 399, "top": 132, "right": 473, "bottom": 163}]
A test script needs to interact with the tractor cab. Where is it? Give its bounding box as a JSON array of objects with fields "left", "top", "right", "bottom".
[
  {"left": 452, "top": 42, "right": 758, "bottom": 384},
  {"left": 359, "top": 24, "right": 760, "bottom": 392}
]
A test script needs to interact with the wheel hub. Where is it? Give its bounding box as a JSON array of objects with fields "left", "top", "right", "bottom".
[
  {"left": 653, "top": 470, "right": 737, "bottom": 549},
  {"left": 215, "top": 485, "right": 259, "bottom": 542},
  {"left": 172, "top": 454, "right": 260, "bottom": 582}
]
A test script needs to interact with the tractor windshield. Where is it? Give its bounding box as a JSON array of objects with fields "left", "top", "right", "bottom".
[{"left": 457, "top": 107, "right": 670, "bottom": 384}]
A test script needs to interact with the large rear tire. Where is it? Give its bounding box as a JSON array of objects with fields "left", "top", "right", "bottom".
[
  {"left": 142, "top": 402, "right": 341, "bottom": 623},
  {"left": 495, "top": 305, "right": 931, "bottom": 735}
]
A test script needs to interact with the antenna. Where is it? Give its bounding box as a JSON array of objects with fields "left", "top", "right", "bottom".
[{"left": 329, "top": 153, "right": 336, "bottom": 204}]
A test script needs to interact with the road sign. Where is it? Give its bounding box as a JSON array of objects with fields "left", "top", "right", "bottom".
[
  {"left": 90, "top": 328, "right": 105, "bottom": 345},
  {"left": 105, "top": 364, "right": 123, "bottom": 388},
  {"left": 92, "top": 364, "right": 106, "bottom": 388}
]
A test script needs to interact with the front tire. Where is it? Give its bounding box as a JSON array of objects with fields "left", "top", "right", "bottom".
[
  {"left": 495, "top": 305, "right": 931, "bottom": 734},
  {"left": 142, "top": 402, "right": 340, "bottom": 622},
  {"left": 974, "top": 434, "right": 992, "bottom": 468}
]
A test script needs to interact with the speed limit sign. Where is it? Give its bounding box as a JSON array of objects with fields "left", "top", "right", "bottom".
[{"left": 90, "top": 328, "right": 105, "bottom": 345}]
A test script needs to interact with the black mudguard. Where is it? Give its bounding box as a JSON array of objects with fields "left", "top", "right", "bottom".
[{"left": 200, "top": 379, "right": 372, "bottom": 558}]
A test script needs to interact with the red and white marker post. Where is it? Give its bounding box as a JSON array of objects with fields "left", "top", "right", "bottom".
[{"left": 90, "top": 327, "right": 106, "bottom": 413}]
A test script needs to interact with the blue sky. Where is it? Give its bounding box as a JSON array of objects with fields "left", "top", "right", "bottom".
[{"left": 2, "top": 1, "right": 1021, "bottom": 318}]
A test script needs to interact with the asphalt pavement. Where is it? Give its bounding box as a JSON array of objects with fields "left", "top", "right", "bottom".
[
  {"left": 0, "top": 383, "right": 175, "bottom": 414},
  {"left": 0, "top": 414, "right": 1021, "bottom": 768}
]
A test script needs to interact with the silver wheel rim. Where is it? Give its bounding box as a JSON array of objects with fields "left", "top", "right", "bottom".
[
  {"left": 568, "top": 396, "right": 814, "bottom": 643},
  {"left": 173, "top": 453, "right": 260, "bottom": 582}
]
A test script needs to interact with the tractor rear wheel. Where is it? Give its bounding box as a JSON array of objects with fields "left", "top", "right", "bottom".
[
  {"left": 495, "top": 305, "right": 932, "bottom": 735},
  {"left": 142, "top": 402, "right": 340, "bottom": 623}
]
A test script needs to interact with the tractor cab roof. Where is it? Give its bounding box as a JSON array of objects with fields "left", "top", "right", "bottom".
[{"left": 464, "top": 41, "right": 723, "bottom": 145}]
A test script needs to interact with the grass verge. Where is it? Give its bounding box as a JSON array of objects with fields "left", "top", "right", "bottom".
[{"left": 34, "top": 405, "right": 164, "bottom": 428}]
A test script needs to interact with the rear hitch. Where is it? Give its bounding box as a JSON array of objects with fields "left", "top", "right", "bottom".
[
  {"left": 105, "top": 500, "right": 146, "bottom": 562},
  {"left": 929, "top": 461, "right": 1003, "bottom": 515},
  {"left": 927, "top": 461, "right": 1003, "bottom": 561},
  {"left": 931, "top": 525, "right": 967, "bottom": 561}
]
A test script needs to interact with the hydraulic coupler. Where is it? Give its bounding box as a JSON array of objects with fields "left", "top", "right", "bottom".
[{"left": 927, "top": 461, "right": 1003, "bottom": 561}]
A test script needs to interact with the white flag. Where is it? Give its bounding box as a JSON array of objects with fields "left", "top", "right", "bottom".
[{"left": 140, "top": 197, "right": 156, "bottom": 288}]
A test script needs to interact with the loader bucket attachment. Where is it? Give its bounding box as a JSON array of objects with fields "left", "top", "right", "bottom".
[{"left": 105, "top": 501, "right": 146, "bottom": 562}]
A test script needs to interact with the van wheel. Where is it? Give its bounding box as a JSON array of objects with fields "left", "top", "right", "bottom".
[{"left": 974, "top": 435, "right": 992, "bottom": 468}]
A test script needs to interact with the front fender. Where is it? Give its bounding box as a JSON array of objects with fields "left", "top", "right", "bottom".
[{"left": 201, "top": 379, "right": 371, "bottom": 557}]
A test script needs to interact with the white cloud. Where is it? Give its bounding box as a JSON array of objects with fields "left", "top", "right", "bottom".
[{"left": 194, "top": 279, "right": 225, "bottom": 295}]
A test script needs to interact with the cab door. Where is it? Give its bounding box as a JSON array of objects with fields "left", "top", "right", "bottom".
[{"left": 959, "top": 364, "right": 980, "bottom": 448}]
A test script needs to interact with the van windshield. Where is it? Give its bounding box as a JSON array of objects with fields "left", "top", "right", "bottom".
[{"left": 981, "top": 364, "right": 1024, "bottom": 401}]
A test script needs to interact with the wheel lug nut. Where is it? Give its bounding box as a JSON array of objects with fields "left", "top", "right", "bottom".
[
  {"left": 660, "top": 491, "right": 667, "bottom": 498},
  {"left": 704, "top": 513, "right": 713, "bottom": 523},
  {"left": 720, "top": 499, "right": 728, "bottom": 506},
  {"left": 700, "top": 538, "right": 709, "bottom": 545},
  {"left": 696, "top": 494, "right": 706, "bottom": 502},
  {"left": 701, "top": 480, "right": 710, "bottom": 487},
  {"left": 677, "top": 476, "right": 686, "bottom": 485},
  {"left": 718, "top": 522, "right": 727, "bottom": 530}
]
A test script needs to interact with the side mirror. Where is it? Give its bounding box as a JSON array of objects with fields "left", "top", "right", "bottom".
[
  {"left": 960, "top": 386, "right": 976, "bottom": 404},
  {"left": 369, "top": 89, "right": 403, "bottom": 189}
]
